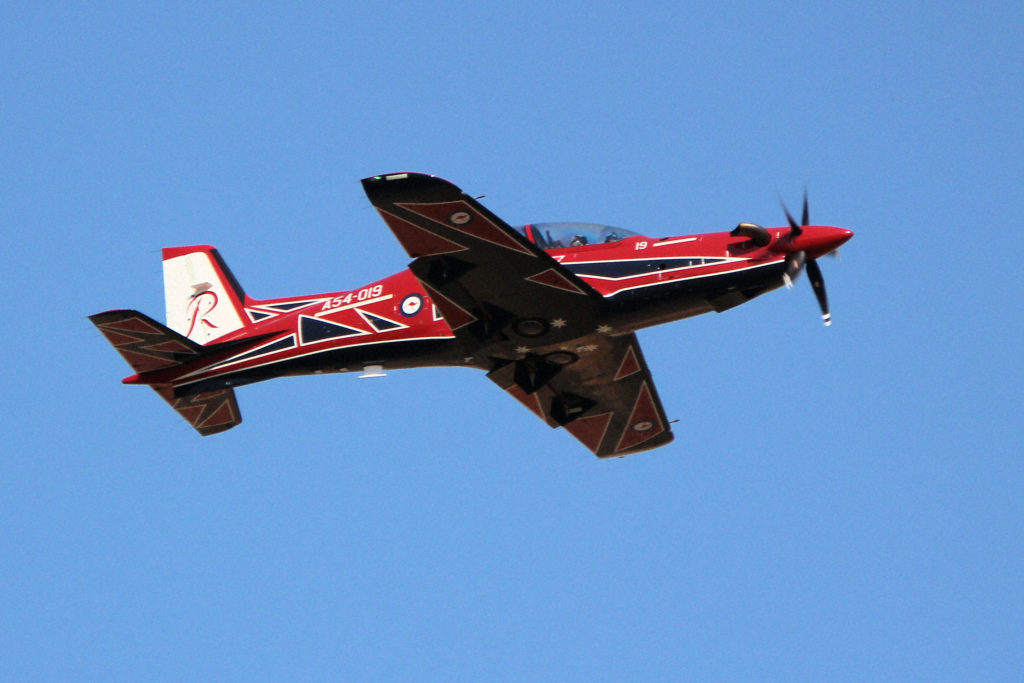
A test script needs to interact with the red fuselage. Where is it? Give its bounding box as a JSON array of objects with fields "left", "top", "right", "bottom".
[{"left": 128, "top": 223, "right": 851, "bottom": 396}]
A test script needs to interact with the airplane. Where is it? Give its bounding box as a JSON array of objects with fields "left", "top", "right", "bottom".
[{"left": 90, "top": 172, "right": 852, "bottom": 457}]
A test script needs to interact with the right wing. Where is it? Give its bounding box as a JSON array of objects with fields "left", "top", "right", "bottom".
[{"left": 486, "top": 332, "right": 673, "bottom": 457}]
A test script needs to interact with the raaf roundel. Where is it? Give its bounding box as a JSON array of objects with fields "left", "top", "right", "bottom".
[{"left": 91, "top": 172, "right": 852, "bottom": 457}]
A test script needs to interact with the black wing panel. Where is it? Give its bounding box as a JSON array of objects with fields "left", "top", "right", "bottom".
[
  {"left": 362, "top": 173, "right": 606, "bottom": 355},
  {"left": 486, "top": 332, "right": 673, "bottom": 458}
]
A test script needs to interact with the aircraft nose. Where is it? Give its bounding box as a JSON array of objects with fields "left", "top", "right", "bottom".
[{"left": 800, "top": 226, "right": 853, "bottom": 257}]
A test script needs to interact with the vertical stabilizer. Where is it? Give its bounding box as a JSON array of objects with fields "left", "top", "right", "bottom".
[{"left": 163, "top": 246, "right": 250, "bottom": 344}]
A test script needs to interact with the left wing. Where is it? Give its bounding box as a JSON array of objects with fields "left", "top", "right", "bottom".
[
  {"left": 486, "top": 332, "right": 673, "bottom": 457},
  {"left": 362, "top": 173, "right": 606, "bottom": 357}
]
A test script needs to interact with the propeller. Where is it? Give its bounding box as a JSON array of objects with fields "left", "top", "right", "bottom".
[{"left": 780, "top": 193, "right": 834, "bottom": 326}]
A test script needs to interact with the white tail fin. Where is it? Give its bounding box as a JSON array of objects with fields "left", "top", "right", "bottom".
[{"left": 162, "top": 246, "right": 251, "bottom": 344}]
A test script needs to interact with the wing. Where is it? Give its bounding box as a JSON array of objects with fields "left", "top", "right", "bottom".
[
  {"left": 362, "top": 173, "right": 606, "bottom": 357},
  {"left": 364, "top": 173, "right": 672, "bottom": 457},
  {"left": 486, "top": 332, "right": 673, "bottom": 457}
]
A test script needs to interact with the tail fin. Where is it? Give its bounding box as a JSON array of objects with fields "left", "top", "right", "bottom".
[
  {"left": 162, "top": 246, "right": 251, "bottom": 344},
  {"left": 90, "top": 309, "right": 242, "bottom": 435}
]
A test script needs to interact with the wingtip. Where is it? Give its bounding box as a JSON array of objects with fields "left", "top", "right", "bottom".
[{"left": 362, "top": 171, "right": 439, "bottom": 185}]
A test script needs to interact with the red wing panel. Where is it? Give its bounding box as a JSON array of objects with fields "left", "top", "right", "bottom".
[
  {"left": 374, "top": 207, "right": 469, "bottom": 258},
  {"left": 614, "top": 345, "right": 642, "bottom": 381},
  {"left": 397, "top": 200, "right": 535, "bottom": 256},
  {"left": 563, "top": 412, "right": 614, "bottom": 454},
  {"left": 614, "top": 382, "right": 668, "bottom": 453},
  {"left": 524, "top": 268, "right": 590, "bottom": 294},
  {"left": 505, "top": 384, "right": 556, "bottom": 424}
]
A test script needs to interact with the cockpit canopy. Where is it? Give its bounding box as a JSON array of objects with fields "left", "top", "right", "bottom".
[{"left": 514, "top": 222, "right": 642, "bottom": 249}]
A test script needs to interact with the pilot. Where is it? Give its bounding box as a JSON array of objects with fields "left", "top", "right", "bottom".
[
  {"left": 604, "top": 231, "right": 621, "bottom": 243},
  {"left": 570, "top": 234, "right": 588, "bottom": 246}
]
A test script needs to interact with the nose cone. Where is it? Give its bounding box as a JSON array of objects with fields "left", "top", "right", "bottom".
[{"left": 796, "top": 226, "right": 853, "bottom": 258}]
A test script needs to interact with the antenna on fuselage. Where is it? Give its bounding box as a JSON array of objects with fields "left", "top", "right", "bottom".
[{"left": 359, "top": 365, "right": 386, "bottom": 378}]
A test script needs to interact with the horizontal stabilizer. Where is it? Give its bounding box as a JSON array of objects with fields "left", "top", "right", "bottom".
[
  {"left": 153, "top": 385, "right": 242, "bottom": 436},
  {"left": 90, "top": 309, "right": 205, "bottom": 374},
  {"left": 90, "top": 309, "right": 243, "bottom": 435}
]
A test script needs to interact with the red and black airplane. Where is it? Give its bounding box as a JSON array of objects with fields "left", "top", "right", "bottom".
[{"left": 91, "top": 172, "right": 852, "bottom": 457}]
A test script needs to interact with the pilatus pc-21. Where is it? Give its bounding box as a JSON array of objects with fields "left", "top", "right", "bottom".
[{"left": 91, "top": 172, "right": 852, "bottom": 457}]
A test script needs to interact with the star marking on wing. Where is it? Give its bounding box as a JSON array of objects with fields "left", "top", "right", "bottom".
[
  {"left": 596, "top": 324, "right": 614, "bottom": 334},
  {"left": 551, "top": 318, "right": 567, "bottom": 328},
  {"left": 515, "top": 345, "right": 531, "bottom": 355},
  {"left": 463, "top": 356, "right": 475, "bottom": 363},
  {"left": 577, "top": 343, "right": 599, "bottom": 353}
]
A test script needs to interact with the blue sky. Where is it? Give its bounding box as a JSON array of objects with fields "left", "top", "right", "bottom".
[{"left": 2, "top": 2, "right": 1021, "bottom": 679}]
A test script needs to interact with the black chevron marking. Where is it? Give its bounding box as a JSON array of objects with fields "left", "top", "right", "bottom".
[{"left": 299, "top": 315, "right": 366, "bottom": 344}]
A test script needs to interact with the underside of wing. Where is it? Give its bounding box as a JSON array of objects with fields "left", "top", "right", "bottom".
[
  {"left": 486, "top": 332, "right": 673, "bottom": 458},
  {"left": 362, "top": 173, "right": 606, "bottom": 357}
]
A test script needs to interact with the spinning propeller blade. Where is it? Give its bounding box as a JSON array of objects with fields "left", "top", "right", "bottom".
[
  {"left": 783, "top": 250, "right": 805, "bottom": 289},
  {"left": 782, "top": 203, "right": 802, "bottom": 237},
  {"left": 805, "top": 258, "right": 831, "bottom": 326},
  {"left": 780, "top": 193, "right": 837, "bottom": 325}
]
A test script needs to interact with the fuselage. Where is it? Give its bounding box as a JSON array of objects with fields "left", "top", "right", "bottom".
[{"left": 136, "top": 223, "right": 851, "bottom": 397}]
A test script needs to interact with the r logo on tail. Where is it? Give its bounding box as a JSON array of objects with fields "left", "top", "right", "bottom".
[
  {"left": 162, "top": 246, "right": 250, "bottom": 343},
  {"left": 185, "top": 290, "right": 221, "bottom": 339}
]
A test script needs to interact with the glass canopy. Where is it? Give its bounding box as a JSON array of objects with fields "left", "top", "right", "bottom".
[{"left": 514, "top": 222, "right": 641, "bottom": 249}]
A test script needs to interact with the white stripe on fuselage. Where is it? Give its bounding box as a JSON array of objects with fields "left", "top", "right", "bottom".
[{"left": 652, "top": 237, "right": 698, "bottom": 247}]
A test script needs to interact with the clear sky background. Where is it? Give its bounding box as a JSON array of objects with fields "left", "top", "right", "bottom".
[{"left": 2, "top": 2, "right": 1021, "bottom": 680}]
